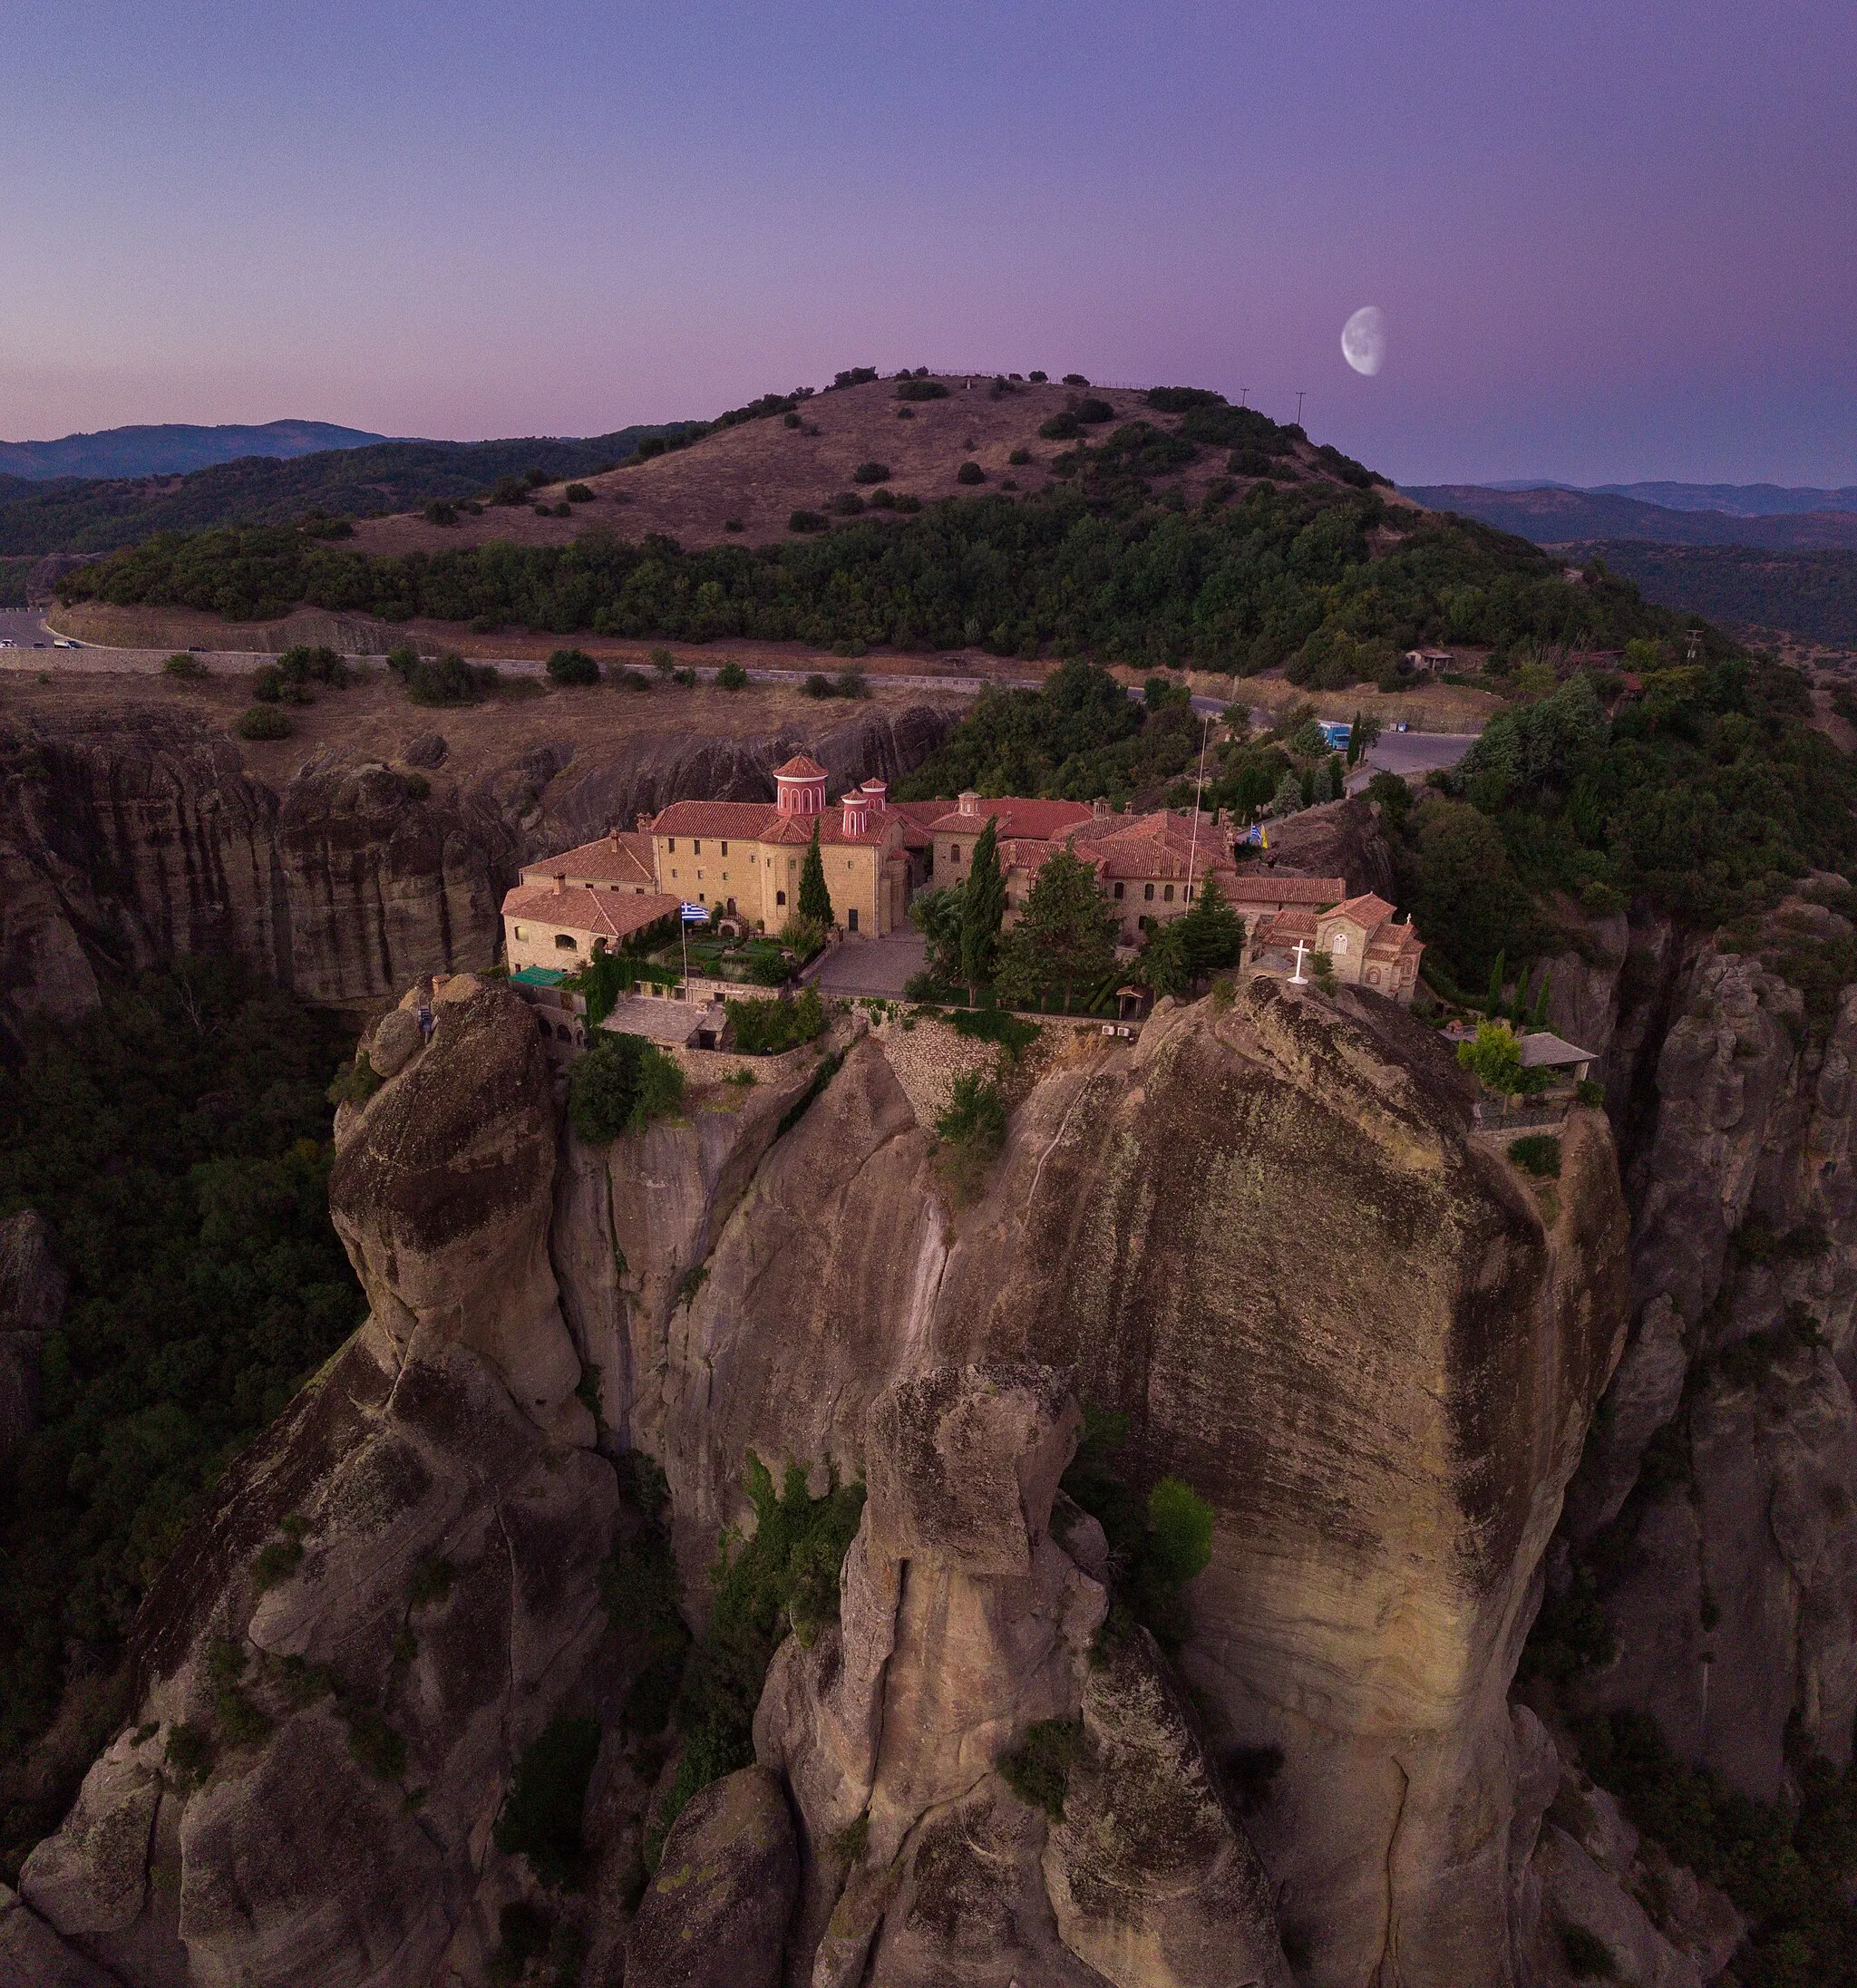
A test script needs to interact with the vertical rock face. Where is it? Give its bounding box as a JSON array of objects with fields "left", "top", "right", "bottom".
[
  {"left": 0, "top": 1208, "right": 66, "bottom": 1465},
  {"left": 21, "top": 979, "right": 621, "bottom": 1988},
  {"left": 1555, "top": 928, "right": 1857, "bottom": 1806},
  {"left": 0, "top": 703, "right": 954, "bottom": 1038}
]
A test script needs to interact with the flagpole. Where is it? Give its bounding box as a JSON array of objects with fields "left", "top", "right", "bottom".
[{"left": 1185, "top": 711, "right": 1210, "bottom": 902}]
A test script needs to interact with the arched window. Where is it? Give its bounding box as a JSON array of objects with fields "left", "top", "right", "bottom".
[
  {"left": 1144, "top": 883, "right": 1154, "bottom": 902},
  {"left": 776, "top": 889, "right": 786, "bottom": 906},
  {"left": 554, "top": 933, "right": 578, "bottom": 950},
  {"left": 1163, "top": 885, "right": 1174, "bottom": 903}
]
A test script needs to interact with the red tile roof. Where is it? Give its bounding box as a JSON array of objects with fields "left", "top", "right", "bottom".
[
  {"left": 1226, "top": 876, "right": 1347, "bottom": 907},
  {"left": 521, "top": 829, "right": 657, "bottom": 889},
  {"left": 501, "top": 884, "right": 682, "bottom": 943},
  {"left": 773, "top": 753, "right": 828, "bottom": 779},
  {"left": 927, "top": 797, "right": 1097, "bottom": 839},
  {"left": 1324, "top": 893, "right": 1398, "bottom": 929},
  {"left": 651, "top": 799, "right": 894, "bottom": 847}
]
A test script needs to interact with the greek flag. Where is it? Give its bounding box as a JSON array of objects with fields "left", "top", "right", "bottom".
[{"left": 680, "top": 902, "right": 709, "bottom": 923}]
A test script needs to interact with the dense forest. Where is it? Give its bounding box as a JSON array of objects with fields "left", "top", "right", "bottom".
[
  {"left": 1567, "top": 542, "right": 1857, "bottom": 649},
  {"left": 58, "top": 479, "right": 1697, "bottom": 674},
  {"left": 0, "top": 428, "right": 679, "bottom": 558},
  {"left": 0, "top": 962, "right": 362, "bottom": 1873}
]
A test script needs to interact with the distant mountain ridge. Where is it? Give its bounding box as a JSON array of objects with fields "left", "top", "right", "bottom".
[
  {"left": 0, "top": 420, "right": 392, "bottom": 481},
  {"left": 1403, "top": 483, "right": 1857, "bottom": 551},
  {"left": 1480, "top": 478, "right": 1857, "bottom": 517}
]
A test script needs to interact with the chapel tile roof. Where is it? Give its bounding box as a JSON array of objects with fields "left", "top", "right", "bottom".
[
  {"left": 773, "top": 753, "right": 829, "bottom": 779},
  {"left": 501, "top": 884, "right": 682, "bottom": 942},
  {"left": 650, "top": 799, "right": 895, "bottom": 847},
  {"left": 1323, "top": 893, "right": 1398, "bottom": 929}
]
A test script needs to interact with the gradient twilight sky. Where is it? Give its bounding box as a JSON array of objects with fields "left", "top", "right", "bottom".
[{"left": 3, "top": 2, "right": 1853, "bottom": 486}]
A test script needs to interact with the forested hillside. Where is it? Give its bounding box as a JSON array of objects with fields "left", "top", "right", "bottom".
[{"left": 0, "top": 427, "right": 679, "bottom": 558}]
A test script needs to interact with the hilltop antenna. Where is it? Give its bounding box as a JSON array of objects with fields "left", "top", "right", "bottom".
[
  {"left": 1238, "top": 386, "right": 1249, "bottom": 408},
  {"left": 1295, "top": 390, "right": 1307, "bottom": 426}
]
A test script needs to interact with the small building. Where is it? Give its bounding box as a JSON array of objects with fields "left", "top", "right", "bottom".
[
  {"left": 1245, "top": 890, "right": 1424, "bottom": 1004},
  {"left": 501, "top": 877, "right": 681, "bottom": 975},
  {"left": 1520, "top": 1032, "right": 1600, "bottom": 1084},
  {"left": 1063, "top": 806, "right": 1240, "bottom": 947},
  {"left": 1405, "top": 649, "right": 1453, "bottom": 674}
]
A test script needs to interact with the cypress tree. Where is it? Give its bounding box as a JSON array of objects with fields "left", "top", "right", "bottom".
[
  {"left": 959, "top": 818, "right": 1006, "bottom": 1002},
  {"left": 1487, "top": 948, "right": 1507, "bottom": 1015},
  {"left": 798, "top": 820, "right": 833, "bottom": 927}
]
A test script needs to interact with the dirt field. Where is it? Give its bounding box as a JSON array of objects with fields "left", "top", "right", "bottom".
[{"left": 0, "top": 662, "right": 965, "bottom": 790}]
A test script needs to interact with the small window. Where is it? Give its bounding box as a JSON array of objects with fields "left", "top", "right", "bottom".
[
  {"left": 1185, "top": 885, "right": 1194, "bottom": 901},
  {"left": 1163, "top": 885, "right": 1174, "bottom": 904},
  {"left": 693, "top": 839, "right": 702, "bottom": 854},
  {"left": 1144, "top": 883, "right": 1154, "bottom": 902},
  {"left": 1113, "top": 882, "right": 1123, "bottom": 900},
  {"left": 951, "top": 845, "right": 961, "bottom": 863},
  {"left": 721, "top": 840, "right": 729, "bottom": 855},
  {"left": 514, "top": 924, "right": 528, "bottom": 939},
  {"left": 776, "top": 890, "right": 786, "bottom": 906},
  {"left": 555, "top": 933, "right": 578, "bottom": 950},
  {"left": 667, "top": 838, "right": 676, "bottom": 852},
  {"left": 848, "top": 908, "right": 859, "bottom": 932},
  {"left": 1333, "top": 933, "right": 1348, "bottom": 954}
]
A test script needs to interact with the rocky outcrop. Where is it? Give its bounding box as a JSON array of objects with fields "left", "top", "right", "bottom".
[
  {"left": 627, "top": 1766, "right": 799, "bottom": 1988},
  {"left": 1248, "top": 792, "right": 1396, "bottom": 897},
  {"left": 0, "top": 701, "right": 954, "bottom": 1035},
  {"left": 21, "top": 978, "right": 627, "bottom": 1988},
  {"left": 563, "top": 982, "right": 1629, "bottom": 1987},
  {"left": 0, "top": 1208, "right": 65, "bottom": 1464}
]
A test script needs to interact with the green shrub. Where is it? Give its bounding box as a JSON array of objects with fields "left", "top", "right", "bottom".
[
  {"left": 1575, "top": 1078, "right": 1605, "bottom": 1108},
  {"left": 649, "top": 646, "right": 676, "bottom": 674},
  {"left": 547, "top": 647, "right": 600, "bottom": 686},
  {"left": 852, "top": 461, "right": 890, "bottom": 484},
  {"left": 725, "top": 988, "right": 824, "bottom": 1055},
  {"left": 327, "top": 1051, "right": 383, "bottom": 1109},
  {"left": 655, "top": 1459, "right": 864, "bottom": 1847},
  {"left": 803, "top": 673, "right": 834, "bottom": 698},
  {"left": 948, "top": 1007, "right": 1041, "bottom": 1058},
  {"left": 165, "top": 1721, "right": 216, "bottom": 1789},
  {"left": 1007, "top": 448, "right": 1032, "bottom": 466},
  {"left": 616, "top": 667, "right": 650, "bottom": 691},
  {"left": 1510, "top": 1134, "right": 1562, "bottom": 1178},
  {"left": 672, "top": 666, "right": 696, "bottom": 686},
  {"left": 998, "top": 1719, "right": 1083, "bottom": 1819},
  {"left": 831, "top": 491, "right": 865, "bottom": 516},
  {"left": 251, "top": 1537, "right": 304, "bottom": 1593},
  {"left": 564, "top": 483, "right": 595, "bottom": 502},
  {"left": 394, "top": 650, "right": 498, "bottom": 707},
  {"left": 1145, "top": 386, "right": 1226, "bottom": 412},
  {"left": 835, "top": 666, "right": 869, "bottom": 699},
  {"left": 715, "top": 661, "right": 750, "bottom": 690},
  {"left": 1040, "top": 412, "right": 1082, "bottom": 441},
  {"left": 893, "top": 493, "right": 921, "bottom": 512},
  {"left": 423, "top": 499, "right": 458, "bottom": 525},
  {"left": 937, "top": 1071, "right": 1007, "bottom": 1152},
  {"left": 215, "top": 1687, "right": 272, "bottom": 1748},
  {"left": 957, "top": 461, "right": 985, "bottom": 485},
  {"left": 788, "top": 509, "right": 829, "bottom": 533},
  {"left": 1145, "top": 1477, "right": 1215, "bottom": 1587},
  {"left": 406, "top": 1556, "right": 455, "bottom": 1611},
  {"left": 494, "top": 1715, "right": 602, "bottom": 1887},
  {"left": 568, "top": 1033, "right": 685, "bottom": 1142},
  {"left": 345, "top": 1704, "right": 406, "bottom": 1781},
  {"left": 237, "top": 704, "right": 291, "bottom": 741},
  {"left": 162, "top": 652, "right": 209, "bottom": 680},
  {"left": 895, "top": 379, "right": 949, "bottom": 401},
  {"left": 724, "top": 517, "right": 744, "bottom": 531},
  {"left": 1074, "top": 397, "right": 1113, "bottom": 424},
  {"left": 1557, "top": 1922, "right": 1617, "bottom": 1979}
]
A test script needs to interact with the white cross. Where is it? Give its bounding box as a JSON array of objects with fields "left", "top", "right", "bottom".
[{"left": 1288, "top": 938, "right": 1310, "bottom": 984}]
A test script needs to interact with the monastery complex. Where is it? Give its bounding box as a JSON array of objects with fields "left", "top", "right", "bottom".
[{"left": 501, "top": 753, "right": 1424, "bottom": 1002}]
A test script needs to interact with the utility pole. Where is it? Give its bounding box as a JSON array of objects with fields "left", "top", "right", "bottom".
[
  {"left": 1238, "top": 385, "right": 1249, "bottom": 408},
  {"left": 1295, "top": 390, "right": 1307, "bottom": 426}
]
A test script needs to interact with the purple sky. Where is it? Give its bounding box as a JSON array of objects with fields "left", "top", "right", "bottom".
[{"left": 4, "top": 1, "right": 1853, "bottom": 485}]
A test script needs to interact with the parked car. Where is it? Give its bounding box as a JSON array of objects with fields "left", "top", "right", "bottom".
[{"left": 52, "top": 638, "right": 82, "bottom": 648}]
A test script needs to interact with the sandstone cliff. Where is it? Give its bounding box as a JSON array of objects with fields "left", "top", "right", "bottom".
[{"left": 0, "top": 700, "right": 952, "bottom": 1045}]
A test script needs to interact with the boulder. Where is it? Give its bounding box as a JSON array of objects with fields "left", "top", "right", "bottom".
[
  {"left": 401, "top": 732, "right": 448, "bottom": 768},
  {"left": 626, "top": 1766, "right": 797, "bottom": 1988},
  {"left": 365, "top": 1006, "right": 423, "bottom": 1079},
  {"left": 0, "top": 1884, "right": 124, "bottom": 1988},
  {"left": 19, "top": 1733, "right": 160, "bottom": 1935},
  {"left": 1043, "top": 1631, "right": 1293, "bottom": 1988}
]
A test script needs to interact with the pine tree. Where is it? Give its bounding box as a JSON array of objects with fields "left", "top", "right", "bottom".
[
  {"left": 1177, "top": 872, "right": 1246, "bottom": 976},
  {"left": 959, "top": 818, "right": 1006, "bottom": 1002},
  {"left": 995, "top": 849, "right": 1116, "bottom": 1010},
  {"left": 798, "top": 820, "right": 833, "bottom": 927},
  {"left": 1347, "top": 711, "right": 1364, "bottom": 768},
  {"left": 1486, "top": 947, "right": 1507, "bottom": 1015},
  {"left": 1531, "top": 968, "right": 1552, "bottom": 1030}
]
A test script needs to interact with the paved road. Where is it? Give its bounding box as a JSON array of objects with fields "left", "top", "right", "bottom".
[
  {"left": 0, "top": 609, "right": 57, "bottom": 650},
  {"left": 1360, "top": 729, "right": 1475, "bottom": 780}
]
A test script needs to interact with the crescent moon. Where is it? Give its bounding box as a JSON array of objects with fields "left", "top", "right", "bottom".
[{"left": 1342, "top": 305, "right": 1385, "bottom": 376}]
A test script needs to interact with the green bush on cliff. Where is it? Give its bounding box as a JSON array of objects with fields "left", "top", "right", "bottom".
[
  {"left": 652, "top": 1456, "right": 865, "bottom": 1857},
  {"left": 998, "top": 1718, "right": 1084, "bottom": 1820},
  {"left": 567, "top": 1033, "right": 686, "bottom": 1142},
  {"left": 0, "top": 959, "right": 362, "bottom": 1862},
  {"left": 494, "top": 1714, "right": 603, "bottom": 1887},
  {"left": 724, "top": 988, "right": 823, "bottom": 1055}
]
